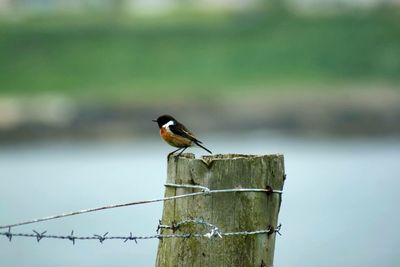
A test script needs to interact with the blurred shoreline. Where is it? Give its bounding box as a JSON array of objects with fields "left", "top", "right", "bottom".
[
  {"left": 1, "top": 88, "right": 399, "bottom": 142},
  {"left": 1, "top": 7, "right": 399, "bottom": 142}
]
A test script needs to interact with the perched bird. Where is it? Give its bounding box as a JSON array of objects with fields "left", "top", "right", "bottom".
[{"left": 153, "top": 114, "right": 212, "bottom": 156}]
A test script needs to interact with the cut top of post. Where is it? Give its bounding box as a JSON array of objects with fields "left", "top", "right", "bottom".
[{"left": 168, "top": 153, "right": 285, "bottom": 171}]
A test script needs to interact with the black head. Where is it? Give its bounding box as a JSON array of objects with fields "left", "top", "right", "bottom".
[{"left": 152, "top": 114, "right": 176, "bottom": 128}]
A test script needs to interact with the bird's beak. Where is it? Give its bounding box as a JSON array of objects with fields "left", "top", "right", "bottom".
[{"left": 152, "top": 119, "right": 157, "bottom": 122}]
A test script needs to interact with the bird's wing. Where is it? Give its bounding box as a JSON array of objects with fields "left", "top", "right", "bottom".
[{"left": 169, "top": 123, "right": 202, "bottom": 143}]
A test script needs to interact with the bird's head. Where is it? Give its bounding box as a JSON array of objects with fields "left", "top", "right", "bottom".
[{"left": 152, "top": 114, "right": 175, "bottom": 128}]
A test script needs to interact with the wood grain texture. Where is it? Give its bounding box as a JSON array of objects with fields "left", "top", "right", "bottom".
[{"left": 156, "top": 153, "right": 285, "bottom": 267}]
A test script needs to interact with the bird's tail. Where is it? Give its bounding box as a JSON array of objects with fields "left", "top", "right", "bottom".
[{"left": 194, "top": 141, "right": 212, "bottom": 154}]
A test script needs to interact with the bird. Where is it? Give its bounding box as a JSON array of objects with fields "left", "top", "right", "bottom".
[{"left": 152, "top": 114, "right": 212, "bottom": 157}]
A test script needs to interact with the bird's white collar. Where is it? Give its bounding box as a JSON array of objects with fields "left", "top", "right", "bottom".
[{"left": 162, "top": 120, "right": 175, "bottom": 128}]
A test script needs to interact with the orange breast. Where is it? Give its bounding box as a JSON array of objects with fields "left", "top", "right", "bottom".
[{"left": 160, "top": 127, "right": 193, "bottom": 147}]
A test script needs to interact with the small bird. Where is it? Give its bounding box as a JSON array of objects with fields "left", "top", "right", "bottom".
[{"left": 153, "top": 114, "right": 212, "bottom": 157}]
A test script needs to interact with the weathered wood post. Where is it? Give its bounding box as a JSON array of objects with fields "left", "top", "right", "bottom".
[{"left": 156, "top": 154, "right": 285, "bottom": 267}]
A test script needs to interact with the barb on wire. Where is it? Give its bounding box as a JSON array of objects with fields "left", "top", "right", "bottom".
[
  {"left": 204, "top": 226, "right": 222, "bottom": 239},
  {"left": 158, "top": 218, "right": 217, "bottom": 231},
  {"left": 124, "top": 232, "right": 137, "bottom": 244},
  {"left": 271, "top": 223, "right": 282, "bottom": 236},
  {"left": 68, "top": 230, "right": 76, "bottom": 245},
  {"left": 33, "top": 230, "right": 47, "bottom": 242},
  {"left": 158, "top": 218, "right": 223, "bottom": 239},
  {"left": 94, "top": 232, "right": 108, "bottom": 243},
  {"left": 5, "top": 227, "right": 12, "bottom": 242}
]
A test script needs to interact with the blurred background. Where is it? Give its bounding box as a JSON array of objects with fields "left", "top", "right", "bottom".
[{"left": 0, "top": 0, "right": 399, "bottom": 266}]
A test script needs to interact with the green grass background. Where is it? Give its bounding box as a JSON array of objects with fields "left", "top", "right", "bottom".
[{"left": 1, "top": 9, "right": 399, "bottom": 100}]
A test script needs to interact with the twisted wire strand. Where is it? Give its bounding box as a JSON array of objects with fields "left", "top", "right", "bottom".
[
  {"left": 0, "top": 183, "right": 282, "bottom": 230},
  {"left": 0, "top": 222, "right": 282, "bottom": 244}
]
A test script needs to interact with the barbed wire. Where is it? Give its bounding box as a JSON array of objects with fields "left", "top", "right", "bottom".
[
  {"left": 0, "top": 183, "right": 282, "bottom": 230},
  {"left": 0, "top": 219, "right": 282, "bottom": 245}
]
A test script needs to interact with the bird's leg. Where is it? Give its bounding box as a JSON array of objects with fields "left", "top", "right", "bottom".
[
  {"left": 176, "top": 146, "right": 188, "bottom": 157},
  {"left": 168, "top": 147, "right": 183, "bottom": 157}
]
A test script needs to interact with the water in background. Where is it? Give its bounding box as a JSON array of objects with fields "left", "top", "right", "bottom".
[{"left": 0, "top": 134, "right": 399, "bottom": 267}]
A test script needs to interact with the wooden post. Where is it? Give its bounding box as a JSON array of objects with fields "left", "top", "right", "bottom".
[{"left": 156, "top": 154, "right": 285, "bottom": 267}]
